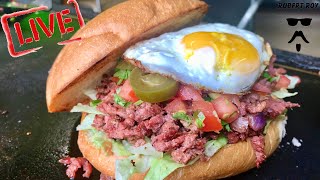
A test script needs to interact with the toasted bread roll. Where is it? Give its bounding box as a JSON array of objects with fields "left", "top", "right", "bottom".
[
  {"left": 46, "top": 0, "right": 208, "bottom": 112},
  {"left": 78, "top": 114, "right": 286, "bottom": 179}
]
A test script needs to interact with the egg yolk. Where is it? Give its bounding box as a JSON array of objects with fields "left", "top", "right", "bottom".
[{"left": 182, "top": 32, "right": 260, "bottom": 73}]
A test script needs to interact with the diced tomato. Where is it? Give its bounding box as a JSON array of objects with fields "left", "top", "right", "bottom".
[
  {"left": 110, "top": 77, "right": 119, "bottom": 83},
  {"left": 165, "top": 98, "right": 187, "bottom": 114},
  {"left": 192, "top": 100, "right": 223, "bottom": 132},
  {"left": 223, "top": 94, "right": 240, "bottom": 107},
  {"left": 212, "top": 95, "right": 239, "bottom": 123},
  {"left": 275, "top": 75, "right": 290, "bottom": 90},
  {"left": 177, "top": 85, "right": 203, "bottom": 101},
  {"left": 119, "top": 80, "right": 139, "bottom": 102}
]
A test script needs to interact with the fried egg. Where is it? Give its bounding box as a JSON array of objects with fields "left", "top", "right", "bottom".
[{"left": 124, "top": 23, "right": 272, "bottom": 94}]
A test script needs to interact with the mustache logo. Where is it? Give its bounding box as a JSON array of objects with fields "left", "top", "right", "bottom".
[
  {"left": 288, "top": 31, "right": 309, "bottom": 43},
  {"left": 288, "top": 31, "right": 310, "bottom": 52},
  {"left": 286, "top": 17, "right": 312, "bottom": 52}
]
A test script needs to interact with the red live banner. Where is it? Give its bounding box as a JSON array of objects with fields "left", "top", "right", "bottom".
[{"left": 1, "top": 0, "right": 85, "bottom": 57}]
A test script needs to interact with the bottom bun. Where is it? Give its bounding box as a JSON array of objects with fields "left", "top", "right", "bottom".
[{"left": 78, "top": 113, "right": 287, "bottom": 179}]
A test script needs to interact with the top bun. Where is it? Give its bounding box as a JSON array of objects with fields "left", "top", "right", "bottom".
[{"left": 46, "top": 0, "right": 208, "bottom": 112}]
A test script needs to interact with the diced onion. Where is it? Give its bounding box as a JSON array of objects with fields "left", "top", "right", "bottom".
[
  {"left": 248, "top": 113, "right": 266, "bottom": 131},
  {"left": 230, "top": 117, "right": 248, "bottom": 133}
]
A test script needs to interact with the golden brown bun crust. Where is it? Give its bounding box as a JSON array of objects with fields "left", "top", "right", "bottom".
[
  {"left": 46, "top": 0, "right": 208, "bottom": 112},
  {"left": 78, "top": 114, "right": 286, "bottom": 179}
]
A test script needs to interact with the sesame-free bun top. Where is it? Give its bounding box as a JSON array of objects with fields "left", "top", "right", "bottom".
[{"left": 46, "top": 0, "right": 208, "bottom": 112}]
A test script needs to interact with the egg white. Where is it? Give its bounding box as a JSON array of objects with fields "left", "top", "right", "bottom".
[{"left": 124, "top": 23, "right": 272, "bottom": 94}]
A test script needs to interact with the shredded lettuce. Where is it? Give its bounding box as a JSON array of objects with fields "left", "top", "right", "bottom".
[
  {"left": 272, "top": 88, "right": 298, "bottom": 99},
  {"left": 172, "top": 111, "right": 191, "bottom": 125},
  {"left": 116, "top": 155, "right": 153, "bottom": 180},
  {"left": 285, "top": 75, "right": 300, "bottom": 89},
  {"left": 221, "top": 120, "right": 231, "bottom": 132},
  {"left": 263, "top": 71, "right": 271, "bottom": 79},
  {"left": 145, "top": 154, "right": 184, "bottom": 180},
  {"left": 114, "top": 93, "right": 131, "bottom": 107},
  {"left": 194, "top": 111, "right": 205, "bottom": 128},
  {"left": 86, "top": 129, "right": 132, "bottom": 157},
  {"left": 205, "top": 136, "right": 228, "bottom": 157},
  {"left": 115, "top": 157, "right": 136, "bottom": 180},
  {"left": 263, "top": 71, "right": 278, "bottom": 82},
  {"left": 70, "top": 103, "right": 104, "bottom": 115},
  {"left": 87, "top": 129, "right": 111, "bottom": 150},
  {"left": 122, "top": 140, "right": 163, "bottom": 158},
  {"left": 86, "top": 130, "right": 187, "bottom": 180},
  {"left": 83, "top": 89, "right": 97, "bottom": 100},
  {"left": 112, "top": 140, "right": 132, "bottom": 156},
  {"left": 114, "top": 69, "right": 131, "bottom": 85},
  {"left": 76, "top": 114, "right": 95, "bottom": 131},
  {"left": 90, "top": 99, "right": 102, "bottom": 107},
  {"left": 133, "top": 155, "right": 153, "bottom": 173},
  {"left": 114, "top": 88, "right": 131, "bottom": 107},
  {"left": 134, "top": 100, "right": 144, "bottom": 106}
]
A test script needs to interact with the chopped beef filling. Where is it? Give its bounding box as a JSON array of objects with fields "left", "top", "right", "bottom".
[
  {"left": 170, "top": 134, "right": 206, "bottom": 163},
  {"left": 250, "top": 136, "right": 266, "bottom": 168},
  {"left": 93, "top": 82, "right": 206, "bottom": 164},
  {"left": 268, "top": 55, "right": 287, "bottom": 76},
  {"left": 252, "top": 78, "right": 274, "bottom": 94},
  {"left": 59, "top": 157, "right": 92, "bottom": 179},
  {"left": 264, "top": 98, "right": 299, "bottom": 118},
  {"left": 90, "top": 60, "right": 299, "bottom": 166},
  {"left": 241, "top": 93, "right": 299, "bottom": 118}
]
